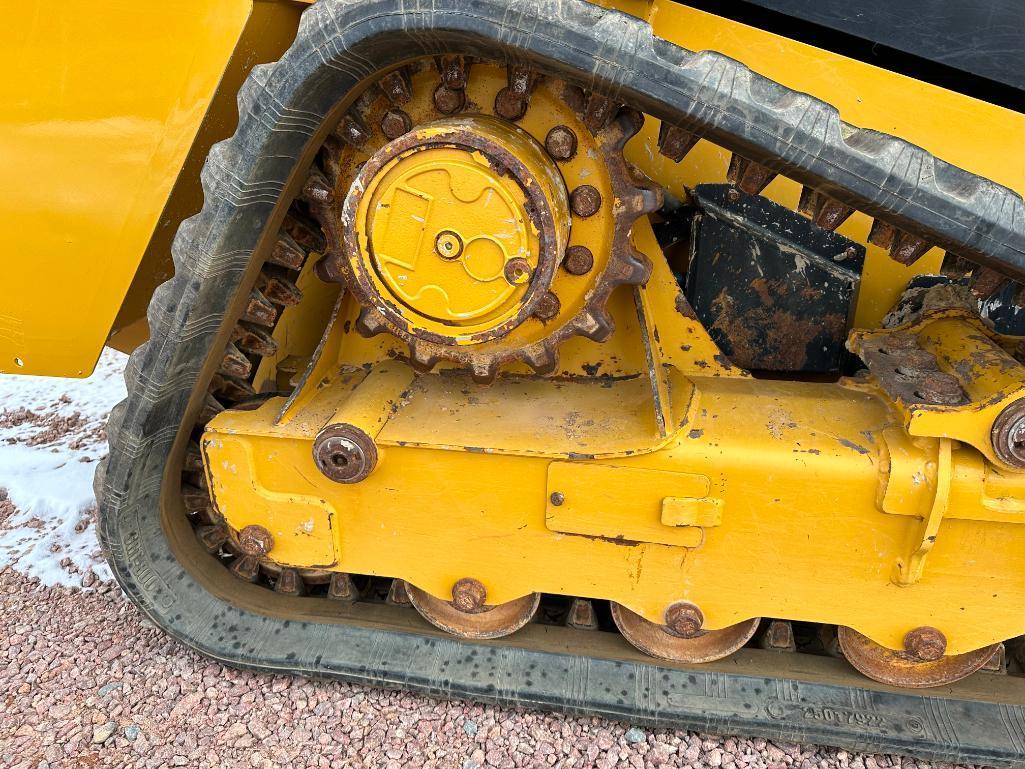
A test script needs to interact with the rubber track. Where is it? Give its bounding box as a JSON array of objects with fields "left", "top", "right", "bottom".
[{"left": 97, "top": 0, "right": 1025, "bottom": 763}]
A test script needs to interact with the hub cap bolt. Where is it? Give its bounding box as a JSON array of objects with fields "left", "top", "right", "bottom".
[
  {"left": 503, "top": 257, "right": 531, "bottom": 285},
  {"left": 535, "top": 292, "right": 561, "bottom": 321},
  {"left": 451, "top": 578, "right": 487, "bottom": 613},
  {"left": 664, "top": 601, "right": 704, "bottom": 639},
  {"left": 312, "top": 424, "right": 378, "bottom": 483},
  {"left": 904, "top": 626, "right": 947, "bottom": 662},
  {"left": 545, "top": 126, "right": 578, "bottom": 161},
  {"left": 238, "top": 525, "right": 274, "bottom": 557},
  {"left": 570, "top": 185, "right": 602, "bottom": 218},
  {"left": 563, "top": 245, "right": 594, "bottom": 276}
]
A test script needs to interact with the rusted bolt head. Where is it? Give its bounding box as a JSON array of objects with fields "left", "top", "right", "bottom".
[
  {"left": 893, "top": 349, "right": 938, "bottom": 376},
  {"left": 664, "top": 601, "right": 704, "bottom": 639},
  {"left": 570, "top": 185, "right": 602, "bottom": 218},
  {"left": 550, "top": 491, "right": 565, "bottom": 506},
  {"left": 881, "top": 331, "right": 918, "bottom": 352},
  {"left": 435, "top": 230, "right": 464, "bottom": 260},
  {"left": 563, "top": 245, "right": 594, "bottom": 276},
  {"left": 544, "top": 125, "right": 578, "bottom": 161},
  {"left": 904, "top": 626, "right": 947, "bottom": 662},
  {"left": 503, "top": 257, "right": 531, "bottom": 285},
  {"left": 726, "top": 188, "right": 741, "bottom": 203},
  {"left": 312, "top": 424, "right": 378, "bottom": 483},
  {"left": 238, "top": 525, "right": 273, "bottom": 557},
  {"left": 535, "top": 292, "right": 561, "bottom": 321},
  {"left": 380, "top": 109, "right": 412, "bottom": 140},
  {"left": 915, "top": 372, "right": 964, "bottom": 405},
  {"left": 494, "top": 87, "right": 527, "bottom": 121},
  {"left": 992, "top": 399, "right": 1025, "bottom": 469},
  {"left": 451, "top": 577, "right": 487, "bottom": 613},
  {"left": 433, "top": 84, "right": 465, "bottom": 115}
]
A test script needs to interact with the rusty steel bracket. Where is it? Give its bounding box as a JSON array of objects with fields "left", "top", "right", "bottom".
[{"left": 850, "top": 302, "right": 1025, "bottom": 471}]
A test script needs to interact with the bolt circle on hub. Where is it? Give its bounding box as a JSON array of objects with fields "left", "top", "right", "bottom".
[{"left": 341, "top": 116, "right": 569, "bottom": 350}]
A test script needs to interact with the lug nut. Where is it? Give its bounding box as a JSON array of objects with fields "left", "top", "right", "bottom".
[
  {"left": 433, "top": 84, "right": 465, "bottom": 114},
  {"left": 570, "top": 185, "right": 602, "bottom": 218},
  {"left": 380, "top": 109, "right": 412, "bottom": 140},
  {"left": 238, "top": 525, "right": 274, "bottom": 557},
  {"left": 545, "top": 126, "right": 578, "bottom": 161},
  {"left": 563, "top": 245, "right": 594, "bottom": 276},
  {"left": 535, "top": 292, "right": 561, "bottom": 321},
  {"left": 664, "top": 601, "right": 704, "bottom": 639},
  {"left": 503, "top": 257, "right": 531, "bottom": 285},
  {"left": 904, "top": 626, "right": 947, "bottom": 662},
  {"left": 451, "top": 577, "right": 487, "bottom": 613}
]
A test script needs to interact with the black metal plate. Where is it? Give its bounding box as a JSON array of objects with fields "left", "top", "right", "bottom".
[{"left": 685, "top": 184, "right": 865, "bottom": 373}]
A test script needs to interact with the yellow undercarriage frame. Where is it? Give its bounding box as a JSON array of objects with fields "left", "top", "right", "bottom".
[{"left": 203, "top": 218, "right": 1025, "bottom": 657}]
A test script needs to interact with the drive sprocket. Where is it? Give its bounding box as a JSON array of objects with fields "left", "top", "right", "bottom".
[{"left": 309, "top": 60, "right": 661, "bottom": 382}]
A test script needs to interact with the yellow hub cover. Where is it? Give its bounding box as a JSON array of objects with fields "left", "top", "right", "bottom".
[{"left": 344, "top": 117, "right": 569, "bottom": 344}]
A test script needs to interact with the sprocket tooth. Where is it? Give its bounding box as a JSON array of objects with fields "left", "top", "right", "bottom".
[
  {"left": 870, "top": 219, "right": 933, "bottom": 265},
  {"left": 183, "top": 441, "right": 205, "bottom": 473},
  {"left": 258, "top": 274, "right": 303, "bottom": 307},
  {"left": 211, "top": 374, "right": 257, "bottom": 404},
  {"left": 328, "top": 572, "right": 360, "bottom": 602},
  {"left": 355, "top": 307, "right": 388, "bottom": 338},
  {"left": 274, "top": 568, "right": 304, "bottom": 596},
  {"left": 181, "top": 484, "right": 210, "bottom": 513},
  {"left": 332, "top": 113, "right": 371, "bottom": 149},
  {"left": 971, "top": 266, "right": 1010, "bottom": 300},
  {"left": 198, "top": 393, "right": 225, "bottom": 425},
  {"left": 438, "top": 55, "right": 469, "bottom": 90},
  {"left": 408, "top": 341, "right": 440, "bottom": 373},
  {"left": 282, "top": 213, "right": 326, "bottom": 254},
  {"left": 301, "top": 169, "right": 335, "bottom": 206},
  {"left": 242, "top": 289, "right": 278, "bottom": 327},
  {"left": 657, "top": 123, "right": 699, "bottom": 163},
  {"left": 521, "top": 344, "right": 558, "bottom": 375},
  {"left": 574, "top": 309, "right": 615, "bottom": 342},
  {"left": 230, "top": 555, "right": 261, "bottom": 583},
  {"left": 583, "top": 92, "right": 618, "bottom": 135},
  {"left": 727, "top": 153, "right": 777, "bottom": 196},
  {"left": 196, "top": 524, "right": 228, "bottom": 554},
  {"left": 469, "top": 359, "right": 500, "bottom": 385},
  {"left": 218, "top": 342, "right": 252, "bottom": 379},
  {"left": 798, "top": 186, "right": 854, "bottom": 231},
  {"left": 234, "top": 323, "right": 278, "bottom": 357},
  {"left": 378, "top": 70, "right": 412, "bottom": 105},
  {"left": 268, "top": 232, "right": 307, "bottom": 271}
]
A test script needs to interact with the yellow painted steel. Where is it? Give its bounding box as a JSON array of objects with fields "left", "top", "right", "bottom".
[
  {"left": 4, "top": 0, "right": 1022, "bottom": 378},
  {"left": 0, "top": 0, "right": 259, "bottom": 376},
  {"left": 204, "top": 220, "right": 1025, "bottom": 656},
  {"left": 352, "top": 117, "right": 570, "bottom": 336}
]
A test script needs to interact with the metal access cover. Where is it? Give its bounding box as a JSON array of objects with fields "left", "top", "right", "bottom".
[{"left": 686, "top": 184, "right": 866, "bottom": 374}]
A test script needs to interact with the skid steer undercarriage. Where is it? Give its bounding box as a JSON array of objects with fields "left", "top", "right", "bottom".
[{"left": 94, "top": 0, "right": 1025, "bottom": 763}]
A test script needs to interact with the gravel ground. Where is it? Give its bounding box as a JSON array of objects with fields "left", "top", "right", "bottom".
[
  {"left": 0, "top": 568, "right": 969, "bottom": 769},
  {"left": 0, "top": 356, "right": 975, "bottom": 769}
]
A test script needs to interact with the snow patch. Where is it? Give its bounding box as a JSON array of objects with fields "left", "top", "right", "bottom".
[{"left": 0, "top": 348, "right": 127, "bottom": 586}]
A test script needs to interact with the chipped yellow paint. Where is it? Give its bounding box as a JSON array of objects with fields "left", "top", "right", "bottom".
[{"left": 205, "top": 219, "right": 1025, "bottom": 655}]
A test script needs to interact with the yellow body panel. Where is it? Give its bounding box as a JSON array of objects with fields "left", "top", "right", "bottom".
[
  {"left": 2, "top": 0, "right": 1022, "bottom": 377},
  {"left": 204, "top": 221, "right": 1025, "bottom": 655}
]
